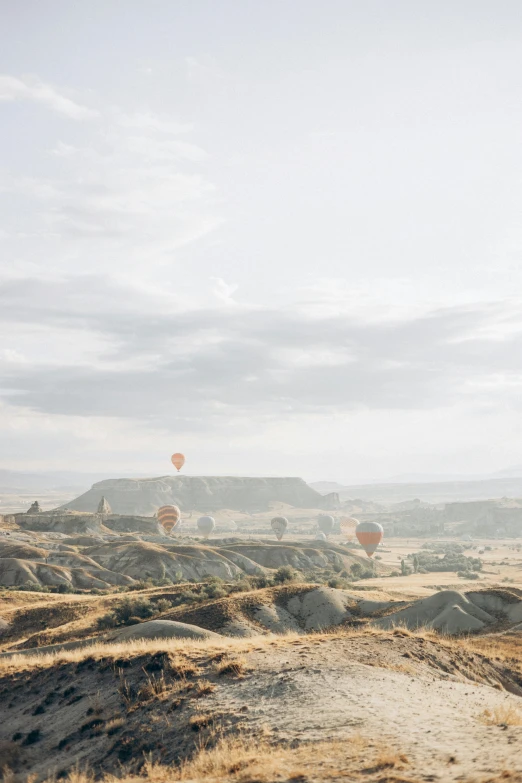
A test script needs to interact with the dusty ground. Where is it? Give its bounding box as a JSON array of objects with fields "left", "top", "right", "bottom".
[
  {"left": 359, "top": 537, "right": 522, "bottom": 596},
  {"left": 0, "top": 530, "right": 520, "bottom": 783},
  {"left": 0, "top": 628, "right": 521, "bottom": 782}
]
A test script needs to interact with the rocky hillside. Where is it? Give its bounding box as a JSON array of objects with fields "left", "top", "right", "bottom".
[
  {"left": 0, "top": 536, "right": 376, "bottom": 591},
  {"left": 60, "top": 476, "right": 340, "bottom": 515},
  {"left": 0, "top": 613, "right": 521, "bottom": 782}
]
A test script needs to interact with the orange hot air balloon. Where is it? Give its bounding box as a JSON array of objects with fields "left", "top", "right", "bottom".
[
  {"left": 355, "top": 521, "right": 383, "bottom": 558},
  {"left": 157, "top": 505, "right": 181, "bottom": 534},
  {"left": 340, "top": 516, "right": 358, "bottom": 541},
  {"left": 171, "top": 453, "right": 185, "bottom": 472}
]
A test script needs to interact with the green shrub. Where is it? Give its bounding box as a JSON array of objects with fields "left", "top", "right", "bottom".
[
  {"left": 229, "top": 580, "right": 251, "bottom": 593},
  {"left": 408, "top": 549, "right": 482, "bottom": 574},
  {"left": 55, "top": 583, "right": 76, "bottom": 594},
  {"left": 13, "top": 582, "right": 50, "bottom": 592},
  {"left": 152, "top": 599, "right": 174, "bottom": 613},
  {"left": 177, "top": 589, "right": 202, "bottom": 604},
  {"left": 273, "top": 566, "right": 298, "bottom": 584},
  {"left": 327, "top": 577, "right": 353, "bottom": 588},
  {"left": 203, "top": 585, "right": 228, "bottom": 600},
  {"left": 205, "top": 575, "right": 224, "bottom": 585},
  {"left": 96, "top": 597, "right": 156, "bottom": 629}
]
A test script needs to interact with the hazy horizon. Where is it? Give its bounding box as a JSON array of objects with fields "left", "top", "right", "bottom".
[{"left": 2, "top": 1, "right": 522, "bottom": 482}]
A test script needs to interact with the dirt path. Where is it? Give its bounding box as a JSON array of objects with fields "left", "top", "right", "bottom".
[{"left": 208, "top": 637, "right": 522, "bottom": 780}]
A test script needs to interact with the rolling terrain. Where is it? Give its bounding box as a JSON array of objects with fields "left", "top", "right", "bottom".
[
  {"left": 0, "top": 619, "right": 521, "bottom": 782},
  {"left": 1, "top": 495, "right": 521, "bottom": 782}
]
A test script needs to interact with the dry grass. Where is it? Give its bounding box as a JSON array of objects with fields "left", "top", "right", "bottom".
[
  {"left": 40, "top": 732, "right": 415, "bottom": 783},
  {"left": 456, "top": 635, "right": 522, "bottom": 664},
  {"left": 0, "top": 634, "right": 275, "bottom": 673},
  {"left": 138, "top": 671, "right": 170, "bottom": 701},
  {"left": 372, "top": 748, "right": 410, "bottom": 770},
  {"left": 192, "top": 679, "right": 216, "bottom": 697},
  {"left": 479, "top": 705, "right": 522, "bottom": 727},
  {"left": 214, "top": 656, "right": 249, "bottom": 678},
  {"left": 2, "top": 618, "right": 517, "bottom": 682},
  {"left": 161, "top": 735, "right": 326, "bottom": 782},
  {"left": 189, "top": 713, "right": 215, "bottom": 731}
]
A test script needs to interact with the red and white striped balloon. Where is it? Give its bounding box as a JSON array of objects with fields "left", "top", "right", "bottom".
[{"left": 355, "top": 521, "right": 383, "bottom": 558}]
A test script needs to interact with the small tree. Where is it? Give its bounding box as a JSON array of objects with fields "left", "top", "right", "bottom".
[{"left": 273, "top": 566, "right": 298, "bottom": 584}]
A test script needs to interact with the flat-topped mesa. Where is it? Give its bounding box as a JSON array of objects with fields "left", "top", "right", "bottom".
[{"left": 60, "top": 475, "right": 340, "bottom": 515}]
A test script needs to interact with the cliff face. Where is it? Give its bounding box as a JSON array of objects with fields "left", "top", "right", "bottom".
[{"left": 59, "top": 476, "right": 340, "bottom": 515}]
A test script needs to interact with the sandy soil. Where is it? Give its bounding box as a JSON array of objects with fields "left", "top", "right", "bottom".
[
  {"left": 0, "top": 631, "right": 521, "bottom": 782},
  {"left": 198, "top": 635, "right": 522, "bottom": 780}
]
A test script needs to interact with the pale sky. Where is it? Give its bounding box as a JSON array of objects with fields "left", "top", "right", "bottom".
[{"left": 2, "top": 1, "right": 522, "bottom": 483}]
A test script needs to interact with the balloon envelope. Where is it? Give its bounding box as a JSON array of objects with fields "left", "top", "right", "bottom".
[
  {"left": 315, "top": 531, "right": 327, "bottom": 541},
  {"left": 271, "top": 516, "right": 288, "bottom": 541},
  {"left": 340, "top": 517, "right": 358, "bottom": 541},
  {"left": 317, "top": 514, "right": 334, "bottom": 536},
  {"left": 171, "top": 453, "right": 185, "bottom": 471},
  {"left": 197, "top": 515, "right": 215, "bottom": 538},
  {"left": 157, "top": 505, "right": 181, "bottom": 534},
  {"left": 355, "top": 520, "right": 383, "bottom": 557}
]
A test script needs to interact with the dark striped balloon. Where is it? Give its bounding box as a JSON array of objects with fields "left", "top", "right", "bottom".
[
  {"left": 271, "top": 516, "right": 288, "bottom": 541},
  {"left": 157, "top": 505, "right": 181, "bottom": 534},
  {"left": 355, "top": 520, "right": 383, "bottom": 558},
  {"left": 317, "top": 514, "right": 334, "bottom": 537}
]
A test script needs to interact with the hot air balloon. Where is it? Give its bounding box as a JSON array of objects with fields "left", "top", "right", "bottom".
[
  {"left": 355, "top": 520, "right": 383, "bottom": 558},
  {"left": 197, "top": 515, "right": 215, "bottom": 539},
  {"left": 315, "top": 531, "right": 327, "bottom": 541},
  {"left": 271, "top": 516, "right": 288, "bottom": 541},
  {"left": 171, "top": 453, "right": 185, "bottom": 472},
  {"left": 157, "top": 505, "right": 181, "bottom": 534},
  {"left": 317, "top": 514, "right": 334, "bottom": 537},
  {"left": 340, "top": 516, "right": 358, "bottom": 541}
]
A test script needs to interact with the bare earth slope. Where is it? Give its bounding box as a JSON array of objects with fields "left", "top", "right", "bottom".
[
  {"left": 0, "top": 630, "right": 521, "bottom": 782},
  {"left": 0, "top": 536, "right": 380, "bottom": 589},
  {"left": 2, "top": 585, "right": 521, "bottom": 662}
]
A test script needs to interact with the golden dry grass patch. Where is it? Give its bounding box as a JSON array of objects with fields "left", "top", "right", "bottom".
[
  {"left": 43, "top": 733, "right": 416, "bottom": 783},
  {"left": 214, "top": 656, "right": 250, "bottom": 678},
  {"left": 0, "top": 633, "right": 276, "bottom": 674},
  {"left": 192, "top": 679, "right": 216, "bottom": 698},
  {"left": 479, "top": 705, "right": 522, "bottom": 727}
]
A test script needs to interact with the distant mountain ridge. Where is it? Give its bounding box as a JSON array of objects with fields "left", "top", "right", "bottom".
[{"left": 310, "top": 476, "right": 522, "bottom": 504}]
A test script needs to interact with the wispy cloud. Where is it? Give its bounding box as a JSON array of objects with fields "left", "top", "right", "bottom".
[
  {"left": 0, "top": 74, "right": 98, "bottom": 120},
  {"left": 1, "top": 275, "right": 522, "bottom": 431},
  {"left": 0, "top": 79, "right": 222, "bottom": 262}
]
